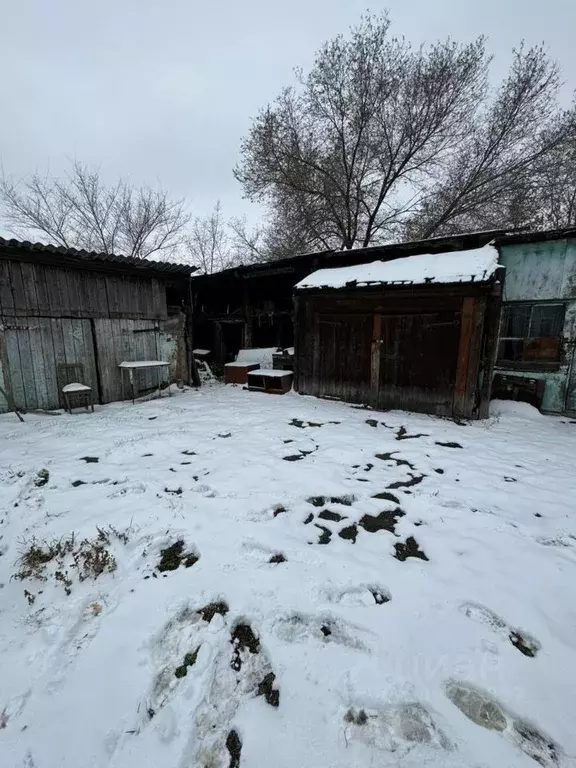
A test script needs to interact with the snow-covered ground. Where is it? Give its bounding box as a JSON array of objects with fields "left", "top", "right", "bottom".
[{"left": 1, "top": 386, "right": 575, "bottom": 768}]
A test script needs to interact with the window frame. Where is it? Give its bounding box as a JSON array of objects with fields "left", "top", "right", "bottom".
[{"left": 496, "top": 301, "right": 566, "bottom": 372}]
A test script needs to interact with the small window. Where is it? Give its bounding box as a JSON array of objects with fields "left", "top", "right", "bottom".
[{"left": 498, "top": 303, "right": 565, "bottom": 367}]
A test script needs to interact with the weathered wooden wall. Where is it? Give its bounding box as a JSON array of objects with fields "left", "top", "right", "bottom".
[
  {"left": 0, "top": 257, "right": 188, "bottom": 412},
  {"left": 295, "top": 284, "right": 499, "bottom": 419},
  {"left": 0, "top": 260, "right": 166, "bottom": 320}
]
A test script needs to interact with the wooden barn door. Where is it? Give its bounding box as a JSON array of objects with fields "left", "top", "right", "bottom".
[
  {"left": 375, "top": 311, "right": 461, "bottom": 416},
  {"left": 315, "top": 314, "right": 371, "bottom": 403}
]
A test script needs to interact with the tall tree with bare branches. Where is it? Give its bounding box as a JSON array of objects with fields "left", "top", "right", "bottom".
[
  {"left": 236, "top": 13, "right": 575, "bottom": 252},
  {"left": 0, "top": 161, "right": 190, "bottom": 259}
]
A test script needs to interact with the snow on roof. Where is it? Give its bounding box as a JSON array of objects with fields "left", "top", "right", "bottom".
[{"left": 295, "top": 245, "right": 500, "bottom": 291}]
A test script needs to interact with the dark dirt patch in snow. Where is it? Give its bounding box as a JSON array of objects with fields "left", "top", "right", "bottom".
[
  {"left": 372, "top": 491, "right": 400, "bottom": 503},
  {"left": 71, "top": 480, "right": 87, "bottom": 487},
  {"left": 320, "top": 624, "right": 332, "bottom": 636},
  {"left": 307, "top": 496, "right": 325, "bottom": 507},
  {"left": 509, "top": 631, "right": 540, "bottom": 658},
  {"left": 318, "top": 510, "right": 347, "bottom": 523},
  {"left": 308, "top": 495, "right": 355, "bottom": 507},
  {"left": 290, "top": 418, "right": 340, "bottom": 428},
  {"left": 434, "top": 468, "right": 444, "bottom": 474},
  {"left": 80, "top": 456, "right": 99, "bottom": 463},
  {"left": 435, "top": 441, "right": 462, "bottom": 449},
  {"left": 181, "top": 450, "right": 196, "bottom": 456},
  {"left": 226, "top": 729, "right": 242, "bottom": 768},
  {"left": 315, "top": 525, "right": 332, "bottom": 545},
  {"left": 231, "top": 623, "right": 260, "bottom": 671},
  {"left": 283, "top": 454, "right": 304, "bottom": 461},
  {"left": 303, "top": 513, "right": 314, "bottom": 525},
  {"left": 257, "top": 671, "right": 280, "bottom": 707},
  {"left": 34, "top": 469, "right": 49, "bottom": 487},
  {"left": 366, "top": 418, "right": 379, "bottom": 428},
  {"left": 371, "top": 588, "right": 390, "bottom": 604},
  {"left": 388, "top": 473, "right": 426, "bottom": 491},
  {"left": 338, "top": 524, "right": 358, "bottom": 543},
  {"left": 359, "top": 508, "right": 405, "bottom": 535},
  {"left": 164, "top": 486, "right": 182, "bottom": 495},
  {"left": 142, "top": 453, "right": 154, "bottom": 457},
  {"left": 157, "top": 541, "right": 198, "bottom": 571},
  {"left": 375, "top": 452, "right": 416, "bottom": 470},
  {"left": 396, "top": 426, "right": 429, "bottom": 441},
  {"left": 269, "top": 553, "right": 286, "bottom": 564},
  {"left": 504, "top": 476, "right": 517, "bottom": 483},
  {"left": 394, "top": 536, "right": 428, "bottom": 562},
  {"left": 174, "top": 647, "right": 200, "bottom": 678},
  {"left": 198, "top": 601, "right": 229, "bottom": 623},
  {"left": 273, "top": 505, "right": 287, "bottom": 517}
]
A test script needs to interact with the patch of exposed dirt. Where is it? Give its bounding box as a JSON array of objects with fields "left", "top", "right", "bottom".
[
  {"left": 371, "top": 589, "right": 390, "bottom": 604},
  {"left": 372, "top": 491, "right": 400, "bottom": 503},
  {"left": 509, "top": 631, "right": 540, "bottom": 658},
  {"left": 231, "top": 623, "right": 260, "bottom": 671},
  {"left": 318, "top": 510, "right": 347, "bottom": 522},
  {"left": 290, "top": 418, "right": 340, "bottom": 428},
  {"left": 359, "top": 508, "right": 405, "bottom": 534},
  {"left": 164, "top": 486, "right": 182, "bottom": 495},
  {"left": 257, "top": 671, "right": 280, "bottom": 707},
  {"left": 269, "top": 553, "right": 286, "bottom": 564},
  {"left": 338, "top": 524, "right": 358, "bottom": 543},
  {"left": 34, "top": 469, "right": 49, "bottom": 487},
  {"left": 388, "top": 473, "right": 426, "bottom": 491},
  {"left": 174, "top": 647, "right": 200, "bottom": 678},
  {"left": 315, "top": 525, "right": 332, "bottom": 545},
  {"left": 226, "top": 729, "right": 242, "bottom": 768},
  {"left": 307, "top": 496, "right": 325, "bottom": 507},
  {"left": 181, "top": 450, "right": 196, "bottom": 456},
  {"left": 394, "top": 536, "right": 428, "bottom": 562},
  {"left": 80, "top": 456, "right": 99, "bottom": 463},
  {"left": 157, "top": 541, "right": 199, "bottom": 572},
  {"left": 365, "top": 418, "right": 379, "bottom": 428},
  {"left": 396, "top": 426, "right": 429, "bottom": 441},
  {"left": 303, "top": 513, "right": 314, "bottom": 525},
  {"left": 435, "top": 441, "right": 463, "bottom": 449},
  {"left": 434, "top": 468, "right": 444, "bottom": 474},
  {"left": 273, "top": 505, "right": 287, "bottom": 517},
  {"left": 198, "top": 601, "right": 229, "bottom": 623},
  {"left": 375, "top": 452, "right": 416, "bottom": 470}
]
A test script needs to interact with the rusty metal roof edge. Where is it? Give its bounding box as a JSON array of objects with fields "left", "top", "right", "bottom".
[{"left": 0, "top": 237, "right": 195, "bottom": 276}]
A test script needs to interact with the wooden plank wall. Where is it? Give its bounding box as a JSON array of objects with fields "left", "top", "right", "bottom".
[
  {"left": 93, "top": 319, "right": 160, "bottom": 403},
  {"left": 0, "top": 260, "right": 166, "bottom": 320},
  {"left": 0, "top": 258, "right": 174, "bottom": 411},
  {"left": 1, "top": 317, "right": 97, "bottom": 410}
]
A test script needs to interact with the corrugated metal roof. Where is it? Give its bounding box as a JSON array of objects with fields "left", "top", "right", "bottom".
[{"left": 0, "top": 237, "right": 194, "bottom": 276}]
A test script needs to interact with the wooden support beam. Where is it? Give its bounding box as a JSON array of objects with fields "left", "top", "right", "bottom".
[
  {"left": 371, "top": 313, "right": 382, "bottom": 407},
  {"left": 453, "top": 297, "right": 475, "bottom": 418}
]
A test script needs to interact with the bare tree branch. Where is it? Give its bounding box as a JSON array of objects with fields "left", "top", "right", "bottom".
[{"left": 0, "top": 161, "right": 190, "bottom": 259}]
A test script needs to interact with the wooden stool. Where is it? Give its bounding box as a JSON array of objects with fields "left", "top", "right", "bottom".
[{"left": 62, "top": 383, "right": 94, "bottom": 413}]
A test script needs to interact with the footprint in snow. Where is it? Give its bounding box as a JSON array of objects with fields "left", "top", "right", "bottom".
[
  {"left": 459, "top": 601, "right": 541, "bottom": 657},
  {"left": 445, "top": 680, "right": 561, "bottom": 767},
  {"left": 324, "top": 584, "right": 391, "bottom": 607},
  {"left": 344, "top": 701, "right": 452, "bottom": 755},
  {"left": 273, "top": 612, "right": 370, "bottom": 651}
]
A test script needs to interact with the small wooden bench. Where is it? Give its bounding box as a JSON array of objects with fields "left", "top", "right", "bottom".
[{"left": 247, "top": 369, "right": 293, "bottom": 395}]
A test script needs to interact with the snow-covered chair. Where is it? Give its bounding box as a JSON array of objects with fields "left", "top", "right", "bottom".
[{"left": 57, "top": 363, "right": 94, "bottom": 413}]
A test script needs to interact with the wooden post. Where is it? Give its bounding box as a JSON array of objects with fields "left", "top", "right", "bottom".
[
  {"left": 371, "top": 314, "right": 382, "bottom": 407},
  {"left": 453, "top": 297, "right": 476, "bottom": 418}
]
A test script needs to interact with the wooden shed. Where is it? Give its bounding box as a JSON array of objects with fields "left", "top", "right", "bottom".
[
  {"left": 294, "top": 246, "right": 502, "bottom": 419},
  {"left": 0, "top": 238, "right": 194, "bottom": 413}
]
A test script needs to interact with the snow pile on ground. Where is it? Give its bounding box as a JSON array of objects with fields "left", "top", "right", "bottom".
[
  {"left": 296, "top": 245, "right": 500, "bottom": 290},
  {"left": 0, "top": 387, "right": 575, "bottom": 768}
]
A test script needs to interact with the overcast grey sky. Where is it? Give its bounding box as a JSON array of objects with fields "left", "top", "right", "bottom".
[{"left": 1, "top": 0, "right": 575, "bottom": 228}]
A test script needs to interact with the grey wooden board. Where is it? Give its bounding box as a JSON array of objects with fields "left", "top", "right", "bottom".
[
  {"left": 0, "top": 260, "right": 168, "bottom": 320},
  {"left": 93, "top": 318, "right": 160, "bottom": 402},
  {"left": 1, "top": 317, "right": 98, "bottom": 410}
]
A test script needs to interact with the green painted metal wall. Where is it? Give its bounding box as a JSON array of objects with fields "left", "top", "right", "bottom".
[{"left": 496, "top": 239, "right": 576, "bottom": 413}]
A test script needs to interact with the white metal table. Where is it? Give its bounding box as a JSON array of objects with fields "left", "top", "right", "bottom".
[{"left": 118, "top": 360, "right": 171, "bottom": 404}]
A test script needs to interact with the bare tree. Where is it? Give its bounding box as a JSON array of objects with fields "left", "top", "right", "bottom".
[
  {"left": 405, "top": 46, "right": 576, "bottom": 238},
  {"left": 0, "top": 160, "right": 190, "bottom": 259},
  {"left": 236, "top": 14, "right": 576, "bottom": 251},
  {"left": 235, "top": 13, "right": 489, "bottom": 251},
  {"left": 183, "top": 201, "right": 234, "bottom": 274}
]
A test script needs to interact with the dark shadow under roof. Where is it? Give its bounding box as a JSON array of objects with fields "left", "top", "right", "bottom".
[{"left": 0, "top": 237, "right": 195, "bottom": 277}]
